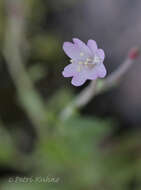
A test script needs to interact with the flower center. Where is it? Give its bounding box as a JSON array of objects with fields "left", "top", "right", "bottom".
[{"left": 70, "top": 52, "right": 101, "bottom": 72}]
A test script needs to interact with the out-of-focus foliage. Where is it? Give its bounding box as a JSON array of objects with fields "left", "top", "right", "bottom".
[
  {"left": 30, "top": 34, "right": 63, "bottom": 62},
  {"left": 0, "top": 1, "right": 5, "bottom": 45},
  {"left": 1, "top": 89, "right": 141, "bottom": 190},
  {"left": 0, "top": 126, "right": 16, "bottom": 165},
  {"left": 0, "top": 0, "right": 141, "bottom": 190}
]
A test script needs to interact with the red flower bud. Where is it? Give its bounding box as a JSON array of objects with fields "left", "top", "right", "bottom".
[{"left": 128, "top": 47, "right": 140, "bottom": 60}]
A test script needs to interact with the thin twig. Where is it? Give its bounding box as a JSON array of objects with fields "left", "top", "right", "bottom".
[{"left": 61, "top": 52, "right": 139, "bottom": 121}]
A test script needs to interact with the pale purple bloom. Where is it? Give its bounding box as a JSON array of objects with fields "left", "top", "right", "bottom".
[{"left": 62, "top": 38, "right": 107, "bottom": 87}]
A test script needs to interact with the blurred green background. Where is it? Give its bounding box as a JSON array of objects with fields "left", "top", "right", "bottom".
[{"left": 0, "top": 0, "right": 141, "bottom": 189}]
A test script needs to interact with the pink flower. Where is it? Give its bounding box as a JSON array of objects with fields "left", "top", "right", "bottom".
[{"left": 62, "top": 38, "right": 107, "bottom": 87}]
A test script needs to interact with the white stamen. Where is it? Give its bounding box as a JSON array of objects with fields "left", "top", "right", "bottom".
[
  {"left": 77, "top": 65, "right": 81, "bottom": 72},
  {"left": 94, "top": 56, "right": 101, "bottom": 63},
  {"left": 80, "top": 52, "right": 84, "bottom": 57},
  {"left": 86, "top": 58, "right": 92, "bottom": 62}
]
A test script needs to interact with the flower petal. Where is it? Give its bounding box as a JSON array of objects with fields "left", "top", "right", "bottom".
[
  {"left": 63, "top": 42, "right": 80, "bottom": 60},
  {"left": 84, "top": 63, "right": 107, "bottom": 80},
  {"left": 71, "top": 73, "right": 87, "bottom": 87},
  {"left": 96, "top": 63, "right": 107, "bottom": 78},
  {"left": 87, "top": 39, "right": 98, "bottom": 55},
  {"left": 73, "top": 38, "right": 92, "bottom": 57},
  {"left": 97, "top": 49, "right": 105, "bottom": 61},
  {"left": 62, "top": 63, "right": 77, "bottom": 77},
  {"left": 87, "top": 69, "right": 98, "bottom": 80}
]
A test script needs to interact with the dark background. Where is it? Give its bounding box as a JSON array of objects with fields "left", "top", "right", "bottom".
[{"left": 0, "top": 0, "right": 141, "bottom": 189}]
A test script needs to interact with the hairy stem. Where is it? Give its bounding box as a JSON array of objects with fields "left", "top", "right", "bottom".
[{"left": 4, "top": 0, "right": 47, "bottom": 136}]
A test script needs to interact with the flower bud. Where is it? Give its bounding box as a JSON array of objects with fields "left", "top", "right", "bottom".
[{"left": 128, "top": 47, "right": 140, "bottom": 60}]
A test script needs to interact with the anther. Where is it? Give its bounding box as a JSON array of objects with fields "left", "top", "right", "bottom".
[
  {"left": 80, "top": 52, "right": 84, "bottom": 57},
  {"left": 78, "top": 61, "right": 83, "bottom": 64},
  {"left": 77, "top": 65, "right": 81, "bottom": 72},
  {"left": 86, "top": 58, "right": 91, "bottom": 62},
  {"left": 94, "top": 56, "right": 101, "bottom": 63}
]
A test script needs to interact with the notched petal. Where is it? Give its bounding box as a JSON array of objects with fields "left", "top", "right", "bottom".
[
  {"left": 63, "top": 42, "right": 80, "bottom": 60},
  {"left": 62, "top": 63, "right": 77, "bottom": 77},
  {"left": 71, "top": 74, "right": 87, "bottom": 87},
  {"left": 97, "top": 63, "right": 107, "bottom": 78},
  {"left": 87, "top": 39, "right": 98, "bottom": 54},
  {"left": 73, "top": 38, "right": 92, "bottom": 56},
  {"left": 97, "top": 49, "right": 105, "bottom": 61}
]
